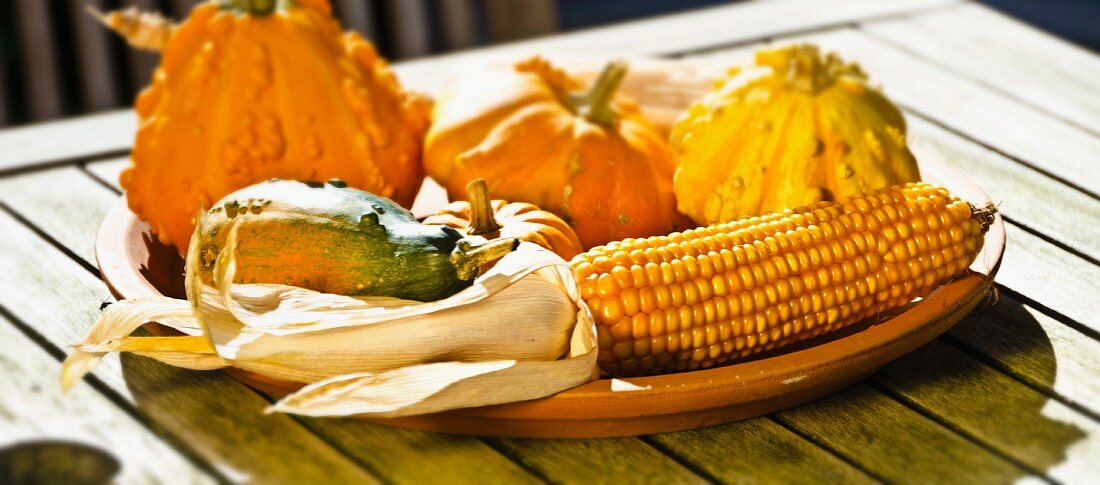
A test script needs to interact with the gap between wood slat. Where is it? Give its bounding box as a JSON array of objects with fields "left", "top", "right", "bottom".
[
  {"left": 765, "top": 415, "right": 888, "bottom": 482},
  {"left": 903, "top": 107, "right": 1099, "bottom": 202},
  {"left": 939, "top": 329, "right": 1100, "bottom": 425},
  {"left": 0, "top": 308, "right": 218, "bottom": 483},
  {"left": 0, "top": 301, "right": 229, "bottom": 483},
  {"left": 633, "top": 437, "right": 724, "bottom": 484},
  {"left": 1003, "top": 215, "right": 1099, "bottom": 268},
  {"left": 865, "top": 379, "right": 1052, "bottom": 480},
  {"left": 859, "top": 4, "right": 1100, "bottom": 140}
]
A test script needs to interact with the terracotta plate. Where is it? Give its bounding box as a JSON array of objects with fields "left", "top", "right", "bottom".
[{"left": 94, "top": 157, "right": 1003, "bottom": 438}]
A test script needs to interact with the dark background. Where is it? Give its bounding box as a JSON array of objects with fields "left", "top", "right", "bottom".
[{"left": 0, "top": 0, "right": 1095, "bottom": 128}]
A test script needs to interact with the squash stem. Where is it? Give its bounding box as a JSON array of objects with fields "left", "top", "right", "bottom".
[
  {"left": 451, "top": 238, "right": 519, "bottom": 281},
  {"left": 221, "top": 0, "right": 278, "bottom": 15},
  {"left": 465, "top": 179, "right": 503, "bottom": 236},
  {"left": 576, "top": 61, "right": 628, "bottom": 126},
  {"left": 970, "top": 202, "right": 998, "bottom": 232}
]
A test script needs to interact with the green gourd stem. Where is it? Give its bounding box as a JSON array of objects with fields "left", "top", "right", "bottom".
[
  {"left": 222, "top": 0, "right": 279, "bottom": 15},
  {"left": 465, "top": 179, "right": 503, "bottom": 236},
  {"left": 574, "top": 61, "right": 628, "bottom": 126},
  {"left": 451, "top": 238, "right": 519, "bottom": 281}
]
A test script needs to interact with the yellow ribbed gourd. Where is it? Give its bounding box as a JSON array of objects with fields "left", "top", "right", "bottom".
[
  {"left": 671, "top": 44, "right": 921, "bottom": 226},
  {"left": 570, "top": 183, "right": 995, "bottom": 377}
]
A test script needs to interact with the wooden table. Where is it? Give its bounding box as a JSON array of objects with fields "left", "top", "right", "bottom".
[{"left": 1, "top": 0, "right": 1097, "bottom": 482}]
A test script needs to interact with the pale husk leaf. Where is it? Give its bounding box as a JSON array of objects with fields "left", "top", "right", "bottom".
[{"left": 62, "top": 214, "right": 597, "bottom": 417}]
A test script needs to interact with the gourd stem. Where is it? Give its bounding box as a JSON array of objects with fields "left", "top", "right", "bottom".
[
  {"left": 577, "top": 61, "right": 628, "bottom": 126},
  {"left": 465, "top": 179, "right": 503, "bottom": 236},
  {"left": 451, "top": 238, "right": 519, "bottom": 281},
  {"left": 970, "top": 202, "right": 998, "bottom": 232},
  {"left": 222, "top": 0, "right": 278, "bottom": 15}
]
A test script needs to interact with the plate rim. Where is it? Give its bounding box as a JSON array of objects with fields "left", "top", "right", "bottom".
[{"left": 94, "top": 160, "right": 1005, "bottom": 437}]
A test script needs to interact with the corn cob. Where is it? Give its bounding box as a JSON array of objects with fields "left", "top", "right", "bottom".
[{"left": 571, "top": 183, "right": 996, "bottom": 376}]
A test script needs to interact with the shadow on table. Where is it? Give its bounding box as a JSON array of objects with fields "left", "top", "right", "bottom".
[
  {"left": 659, "top": 294, "right": 1084, "bottom": 480},
  {"left": 0, "top": 441, "right": 119, "bottom": 484}
]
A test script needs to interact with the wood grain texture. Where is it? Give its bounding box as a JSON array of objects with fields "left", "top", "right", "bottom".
[
  {"left": 0, "top": 111, "right": 135, "bottom": 172},
  {"left": 0, "top": 166, "right": 119, "bottom": 263},
  {"left": 774, "top": 384, "right": 1034, "bottom": 483},
  {"left": 863, "top": 3, "right": 1100, "bottom": 134},
  {"left": 874, "top": 340, "right": 1100, "bottom": 482},
  {"left": 0, "top": 314, "right": 213, "bottom": 484},
  {"left": 996, "top": 224, "right": 1099, "bottom": 332},
  {"left": 83, "top": 157, "right": 127, "bottom": 191},
  {"left": 0, "top": 210, "right": 379, "bottom": 483},
  {"left": 649, "top": 417, "right": 876, "bottom": 483},
  {"left": 292, "top": 419, "right": 538, "bottom": 485},
  {"left": 948, "top": 294, "right": 1100, "bottom": 419},
  {"left": 907, "top": 115, "right": 1100, "bottom": 261},
  {"left": 488, "top": 437, "right": 704, "bottom": 484},
  {"left": 391, "top": 0, "right": 958, "bottom": 93},
  {"left": 0, "top": 167, "right": 551, "bottom": 483}
]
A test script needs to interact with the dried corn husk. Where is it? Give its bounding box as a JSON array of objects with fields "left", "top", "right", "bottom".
[{"left": 62, "top": 212, "right": 597, "bottom": 418}]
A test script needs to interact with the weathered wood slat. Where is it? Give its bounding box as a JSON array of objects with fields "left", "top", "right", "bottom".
[
  {"left": 14, "top": 0, "right": 65, "bottom": 120},
  {"left": 0, "top": 314, "right": 214, "bottom": 484},
  {"left": 774, "top": 384, "right": 1034, "bottom": 483},
  {"left": 0, "top": 111, "right": 135, "bottom": 173},
  {"left": 83, "top": 157, "right": 128, "bottom": 192},
  {"left": 874, "top": 340, "right": 1100, "bottom": 482},
  {"left": 0, "top": 208, "right": 381, "bottom": 482},
  {"left": 863, "top": 3, "right": 1100, "bottom": 134},
  {"left": 0, "top": 167, "right": 119, "bottom": 264},
  {"left": 293, "top": 419, "right": 539, "bottom": 485},
  {"left": 0, "top": 166, "right": 552, "bottom": 483},
  {"left": 907, "top": 115, "right": 1100, "bottom": 261},
  {"left": 69, "top": 0, "right": 121, "bottom": 112},
  {"left": 649, "top": 418, "right": 876, "bottom": 483},
  {"left": 488, "top": 437, "right": 705, "bottom": 483},
  {"left": 394, "top": 0, "right": 957, "bottom": 93},
  {"left": 948, "top": 294, "right": 1100, "bottom": 418},
  {"left": 996, "top": 223, "right": 1099, "bottom": 332}
]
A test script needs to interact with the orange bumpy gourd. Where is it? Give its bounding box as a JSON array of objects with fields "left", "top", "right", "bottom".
[
  {"left": 120, "top": 0, "right": 429, "bottom": 253},
  {"left": 671, "top": 44, "right": 920, "bottom": 226},
  {"left": 424, "top": 179, "right": 584, "bottom": 260},
  {"left": 424, "top": 56, "right": 689, "bottom": 249}
]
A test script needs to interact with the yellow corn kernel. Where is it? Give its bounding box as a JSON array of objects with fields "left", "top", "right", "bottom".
[{"left": 572, "top": 183, "right": 996, "bottom": 377}]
